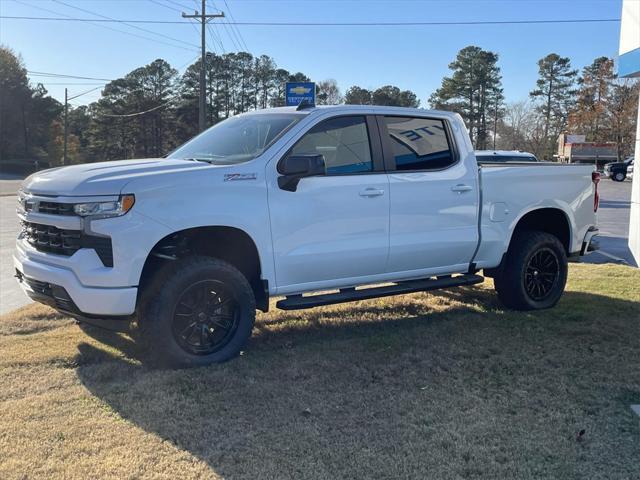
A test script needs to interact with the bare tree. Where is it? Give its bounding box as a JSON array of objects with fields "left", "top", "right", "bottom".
[
  {"left": 496, "top": 100, "right": 549, "bottom": 159},
  {"left": 316, "top": 79, "right": 342, "bottom": 105}
]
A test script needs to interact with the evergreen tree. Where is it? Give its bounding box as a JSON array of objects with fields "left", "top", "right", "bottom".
[
  {"left": 429, "top": 46, "right": 503, "bottom": 149},
  {"left": 372, "top": 85, "right": 420, "bottom": 108},
  {"left": 0, "top": 46, "right": 62, "bottom": 164},
  {"left": 529, "top": 53, "right": 577, "bottom": 159},
  {"left": 344, "top": 86, "right": 372, "bottom": 105},
  {"left": 88, "top": 59, "right": 178, "bottom": 160}
]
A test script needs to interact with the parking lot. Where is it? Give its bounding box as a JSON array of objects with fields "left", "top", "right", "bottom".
[
  {"left": 0, "top": 175, "right": 25, "bottom": 314},
  {"left": 585, "top": 178, "right": 636, "bottom": 266},
  {"left": 0, "top": 175, "right": 636, "bottom": 315}
]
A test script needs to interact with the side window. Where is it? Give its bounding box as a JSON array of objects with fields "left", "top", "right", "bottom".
[
  {"left": 289, "top": 116, "right": 373, "bottom": 175},
  {"left": 384, "top": 116, "right": 455, "bottom": 171}
]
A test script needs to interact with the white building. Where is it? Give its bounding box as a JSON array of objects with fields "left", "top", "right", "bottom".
[{"left": 619, "top": 0, "right": 640, "bottom": 265}]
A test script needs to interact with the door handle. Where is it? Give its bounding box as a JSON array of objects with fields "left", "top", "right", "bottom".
[
  {"left": 451, "top": 184, "right": 473, "bottom": 193},
  {"left": 359, "top": 188, "right": 385, "bottom": 197}
]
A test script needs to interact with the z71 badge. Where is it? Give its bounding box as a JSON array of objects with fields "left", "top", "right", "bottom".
[{"left": 224, "top": 173, "right": 257, "bottom": 182}]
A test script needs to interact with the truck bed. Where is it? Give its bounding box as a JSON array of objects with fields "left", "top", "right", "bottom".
[{"left": 472, "top": 162, "right": 597, "bottom": 269}]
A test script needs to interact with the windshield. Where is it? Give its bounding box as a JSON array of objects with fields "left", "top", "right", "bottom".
[{"left": 168, "top": 113, "right": 302, "bottom": 165}]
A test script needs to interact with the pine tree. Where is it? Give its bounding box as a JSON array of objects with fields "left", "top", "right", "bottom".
[
  {"left": 429, "top": 46, "right": 503, "bottom": 149},
  {"left": 529, "top": 53, "right": 577, "bottom": 159},
  {"left": 344, "top": 86, "right": 372, "bottom": 105}
]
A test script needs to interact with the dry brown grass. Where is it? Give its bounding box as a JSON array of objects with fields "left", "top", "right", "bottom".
[{"left": 0, "top": 263, "right": 639, "bottom": 479}]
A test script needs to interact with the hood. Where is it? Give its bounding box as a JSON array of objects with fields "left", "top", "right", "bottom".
[{"left": 22, "top": 159, "right": 212, "bottom": 196}]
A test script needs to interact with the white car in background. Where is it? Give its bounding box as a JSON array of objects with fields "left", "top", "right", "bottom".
[
  {"left": 475, "top": 150, "right": 539, "bottom": 163},
  {"left": 628, "top": 161, "right": 634, "bottom": 179}
]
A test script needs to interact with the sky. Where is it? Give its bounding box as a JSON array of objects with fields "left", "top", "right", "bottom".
[{"left": 0, "top": 0, "right": 626, "bottom": 107}]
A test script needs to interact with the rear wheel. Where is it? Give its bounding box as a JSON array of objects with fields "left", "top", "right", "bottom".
[
  {"left": 138, "top": 256, "right": 256, "bottom": 367},
  {"left": 613, "top": 172, "right": 626, "bottom": 182},
  {"left": 493, "top": 231, "right": 567, "bottom": 310}
]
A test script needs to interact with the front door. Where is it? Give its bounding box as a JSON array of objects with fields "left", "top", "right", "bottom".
[{"left": 268, "top": 115, "right": 390, "bottom": 294}]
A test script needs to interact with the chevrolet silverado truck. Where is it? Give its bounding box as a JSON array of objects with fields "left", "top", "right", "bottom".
[{"left": 14, "top": 105, "right": 600, "bottom": 367}]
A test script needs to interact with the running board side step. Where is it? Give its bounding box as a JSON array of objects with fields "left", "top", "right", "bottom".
[{"left": 276, "top": 274, "right": 485, "bottom": 311}]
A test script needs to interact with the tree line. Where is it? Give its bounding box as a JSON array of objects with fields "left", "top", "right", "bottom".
[
  {"left": 0, "top": 44, "right": 638, "bottom": 168},
  {"left": 429, "top": 47, "right": 638, "bottom": 159}
]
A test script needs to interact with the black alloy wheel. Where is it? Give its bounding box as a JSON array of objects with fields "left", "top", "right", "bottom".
[
  {"left": 524, "top": 247, "right": 560, "bottom": 302},
  {"left": 172, "top": 280, "right": 240, "bottom": 355},
  {"left": 137, "top": 256, "right": 256, "bottom": 367},
  {"left": 492, "top": 230, "right": 568, "bottom": 310}
]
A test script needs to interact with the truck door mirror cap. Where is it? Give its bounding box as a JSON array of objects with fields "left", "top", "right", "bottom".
[{"left": 278, "top": 154, "right": 325, "bottom": 191}]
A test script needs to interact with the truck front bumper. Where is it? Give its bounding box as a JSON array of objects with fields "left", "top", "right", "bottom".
[{"left": 13, "top": 245, "right": 137, "bottom": 318}]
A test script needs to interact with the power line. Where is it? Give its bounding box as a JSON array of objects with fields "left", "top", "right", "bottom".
[
  {"left": 208, "top": 0, "right": 246, "bottom": 52},
  {"left": 51, "top": 0, "right": 200, "bottom": 49},
  {"left": 8, "top": 1, "right": 199, "bottom": 52},
  {"left": 207, "top": 21, "right": 225, "bottom": 53},
  {"left": 162, "top": 0, "right": 194, "bottom": 9},
  {"left": 220, "top": 0, "right": 249, "bottom": 51},
  {"left": 99, "top": 101, "right": 174, "bottom": 118},
  {"left": 219, "top": 17, "right": 240, "bottom": 50},
  {"left": 0, "top": 15, "right": 622, "bottom": 26},
  {"left": 176, "top": 55, "right": 201, "bottom": 71},
  {"left": 27, "top": 71, "right": 114, "bottom": 81},
  {"left": 37, "top": 82, "right": 107, "bottom": 85},
  {"left": 67, "top": 86, "right": 103, "bottom": 100},
  {"left": 147, "top": 0, "right": 183, "bottom": 13}
]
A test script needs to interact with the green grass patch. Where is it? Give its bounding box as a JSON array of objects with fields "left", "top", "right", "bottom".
[{"left": 0, "top": 263, "right": 638, "bottom": 479}]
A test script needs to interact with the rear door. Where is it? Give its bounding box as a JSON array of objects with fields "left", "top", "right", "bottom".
[{"left": 379, "top": 115, "right": 479, "bottom": 275}]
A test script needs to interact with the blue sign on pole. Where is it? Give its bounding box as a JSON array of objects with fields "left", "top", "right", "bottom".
[{"left": 285, "top": 82, "right": 315, "bottom": 107}]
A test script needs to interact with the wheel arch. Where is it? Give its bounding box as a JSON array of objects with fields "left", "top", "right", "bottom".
[
  {"left": 484, "top": 207, "right": 572, "bottom": 279},
  {"left": 508, "top": 207, "right": 572, "bottom": 254},
  {"left": 138, "top": 225, "right": 269, "bottom": 311}
]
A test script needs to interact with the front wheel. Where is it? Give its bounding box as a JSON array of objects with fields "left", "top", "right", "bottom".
[
  {"left": 137, "top": 256, "right": 256, "bottom": 367},
  {"left": 493, "top": 231, "right": 568, "bottom": 310},
  {"left": 613, "top": 172, "right": 626, "bottom": 182}
]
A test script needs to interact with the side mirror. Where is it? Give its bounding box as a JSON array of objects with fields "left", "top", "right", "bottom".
[{"left": 277, "top": 154, "right": 325, "bottom": 191}]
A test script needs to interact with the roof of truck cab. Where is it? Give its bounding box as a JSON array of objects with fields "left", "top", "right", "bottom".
[{"left": 242, "top": 105, "right": 461, "bottom": 119}]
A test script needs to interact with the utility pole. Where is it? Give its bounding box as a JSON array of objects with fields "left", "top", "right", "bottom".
[
  {"left": 493, "top": 94, "right": 498, "bottom": 150},
  {"left": 63, "top": 88, "right": 68, "bottom": 166},
  {"left": 183, "top": 1, "right": 224, "bottom": 132}
]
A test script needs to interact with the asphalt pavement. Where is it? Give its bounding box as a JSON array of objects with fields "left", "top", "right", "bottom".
[
  {"left": 584, "top": 178, "right": 636, "bottom": 266},
  {"left": 0, "top": 173, "right": 636, "bottom": 315},
  {"left": 0, "top": 174, "right": 27, "bottom": 314}
]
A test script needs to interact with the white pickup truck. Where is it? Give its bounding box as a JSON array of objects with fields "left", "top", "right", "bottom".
[{"left": 14, "top": 105, "right": 600, "bottom": 366}]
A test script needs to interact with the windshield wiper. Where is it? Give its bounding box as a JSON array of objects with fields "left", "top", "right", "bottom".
[{"left": 182, "top": 157, "right": 216, "bottom": 164}]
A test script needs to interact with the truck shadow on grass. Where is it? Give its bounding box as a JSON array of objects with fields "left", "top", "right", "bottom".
[{"left": 74, "top": 288, "right": 640, "bottom": 480}]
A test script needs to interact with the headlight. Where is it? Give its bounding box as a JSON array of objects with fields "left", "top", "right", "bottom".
[{"left": 74, "top": 194, "right": 135, "bottom": 218}]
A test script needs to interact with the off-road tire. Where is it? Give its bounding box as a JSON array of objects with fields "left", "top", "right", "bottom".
[
  {"left": 493, "top": 230, "right": 568, "bottom": 311},
  {"left": 137, "top": 256, "right": 256, "bottom": 367}
]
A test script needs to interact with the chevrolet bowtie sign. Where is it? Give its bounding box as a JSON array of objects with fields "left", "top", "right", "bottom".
[{"left": 285, "top": 82, "right": 315, "bottom": 107}]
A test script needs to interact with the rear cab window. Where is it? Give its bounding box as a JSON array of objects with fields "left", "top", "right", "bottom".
[{"left": 382, "top": 116, "right": 456, "bottom": 171}]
